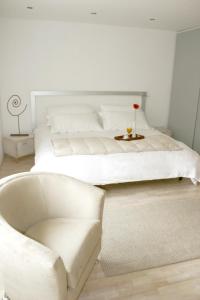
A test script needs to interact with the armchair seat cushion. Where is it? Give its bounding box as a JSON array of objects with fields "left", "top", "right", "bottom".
[{"left": 25, "top": 218, "right": 101, "bottom": 289}]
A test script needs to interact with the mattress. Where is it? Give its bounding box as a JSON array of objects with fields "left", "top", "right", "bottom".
[{"left": 32, "top": 126, "right": 200, "bottom": 185}]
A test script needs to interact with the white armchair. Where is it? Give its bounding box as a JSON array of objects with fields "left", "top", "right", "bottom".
[{"left": 0, "top": 172, "right": 105, "bottom": 300}]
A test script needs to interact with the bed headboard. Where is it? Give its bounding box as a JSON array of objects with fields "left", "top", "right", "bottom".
[{"left": 31, "top": 90, "right": 147, "bottom": 129}]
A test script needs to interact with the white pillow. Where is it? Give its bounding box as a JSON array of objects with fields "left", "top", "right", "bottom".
[
  {"left": 47, "top": 104, "right": 95, "bottom": 126},
  {"left": 49, "top": 112, "right": 102, "bottom": 133},
  {"left": 47, "top": 104, "right": 94, "bottom": 117},
  {"left": 100, "top": 111, "right": 150, "bottom": 130}
]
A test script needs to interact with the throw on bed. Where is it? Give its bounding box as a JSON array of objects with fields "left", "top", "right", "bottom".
[{"left": 51, "top": 135, "right": 182, "bottom": 156}]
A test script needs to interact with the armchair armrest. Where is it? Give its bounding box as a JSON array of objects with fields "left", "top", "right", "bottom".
[{"left": 0, "top": 220, "right": 68, "bottom": 300}]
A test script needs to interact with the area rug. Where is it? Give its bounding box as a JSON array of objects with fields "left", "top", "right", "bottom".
[{"left": 100, "top": 180, "right": 200, "bottom": 276}]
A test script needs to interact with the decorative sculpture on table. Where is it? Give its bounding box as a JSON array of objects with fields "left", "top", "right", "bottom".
[{"left": 7, "top": 94, "right": 29, "bottom": 136}]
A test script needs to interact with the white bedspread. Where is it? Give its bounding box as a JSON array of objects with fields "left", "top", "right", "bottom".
[
  {"left": 32, "top": 126, "right": 200, "bottom": 185},
  {"left": 52, "top": 135, "right": 181, "bottom": 156}
]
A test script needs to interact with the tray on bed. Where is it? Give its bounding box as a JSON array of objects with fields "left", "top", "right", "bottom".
[{"left": 114, "top": 134, "right": 145, "bottom": 141}]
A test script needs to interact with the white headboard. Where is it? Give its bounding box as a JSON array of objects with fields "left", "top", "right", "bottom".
[{"left": 31, "top": 90, "right": 147, "bottom": 129}]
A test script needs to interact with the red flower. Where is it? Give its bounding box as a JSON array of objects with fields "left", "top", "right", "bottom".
[{"left": 133, "top": 103, "right": 140, "bottom": 110}]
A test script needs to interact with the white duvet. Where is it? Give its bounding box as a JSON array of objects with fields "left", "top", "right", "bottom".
[{"left": 32, "top": 126, "right": 200, "bottom": 185}]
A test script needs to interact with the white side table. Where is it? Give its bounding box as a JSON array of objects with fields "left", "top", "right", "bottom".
[
  {"left": 3, "top": 135, "right": 34, "bottom": 159},
  {"left": 156, "top": 127, "right": 172, "bottom": 137}
]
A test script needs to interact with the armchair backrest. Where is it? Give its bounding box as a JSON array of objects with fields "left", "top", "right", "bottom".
[
  {"left": 0, "top": 172, "right": 105, "bottom": 233},
  {"left": 0, "top": 174, "right": 48, "bottom": 232}
]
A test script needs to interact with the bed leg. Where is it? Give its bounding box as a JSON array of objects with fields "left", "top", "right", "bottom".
[
  {"left": 178, "top": 177, "right": 183, "bottom": 181},
  {"left": 191, "top": 178, "right": 199, "bottom": 185}
]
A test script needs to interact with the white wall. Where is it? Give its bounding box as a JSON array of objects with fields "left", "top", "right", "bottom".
[{"left": 0, "top": 18, "right": 176, "bottom": 135}]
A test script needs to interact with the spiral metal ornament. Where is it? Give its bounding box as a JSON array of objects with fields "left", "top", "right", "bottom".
[{"left": 7, "top": 95, "right": 27, "bottom": 135}]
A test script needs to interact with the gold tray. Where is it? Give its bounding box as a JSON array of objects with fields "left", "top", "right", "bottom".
[{"left": 114, "top": 134, "right": 145, "bottom": 141}]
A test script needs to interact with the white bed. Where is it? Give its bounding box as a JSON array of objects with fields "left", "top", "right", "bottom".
[
  {"left": 31, "top": 125, "right": 200, "bottom": 185},
  {"left": 30, "top": 90, "right": 200, "bottom": 185}
]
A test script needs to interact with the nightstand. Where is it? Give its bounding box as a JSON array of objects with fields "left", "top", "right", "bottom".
[
  {"left": 3, "top": 135, "right": 34, "bottom": 159},
  {"left": 156, "top": 127, "right": 172, "bottom": 137}
]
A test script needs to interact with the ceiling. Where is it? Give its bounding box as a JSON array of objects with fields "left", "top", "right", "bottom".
[{"left": 0, "top": 0, "right": 200, "bottom": 32}]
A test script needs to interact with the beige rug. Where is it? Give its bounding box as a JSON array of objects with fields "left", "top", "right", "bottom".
[{"left": 100, "top": 179, "right": 200, "bottom": 276}]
